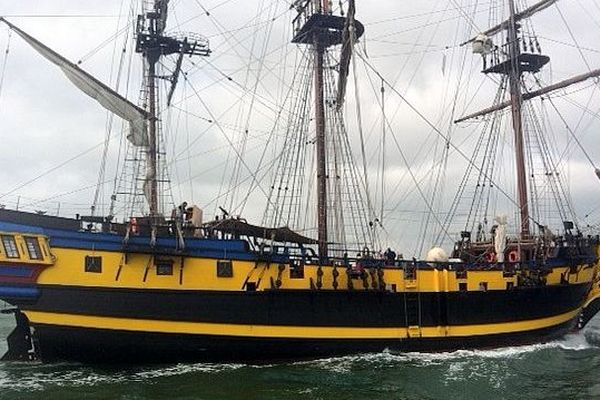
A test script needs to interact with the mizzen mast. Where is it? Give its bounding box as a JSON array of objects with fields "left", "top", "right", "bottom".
[{"left": 135, "top": 0, "right": 210, "bottom": 228}]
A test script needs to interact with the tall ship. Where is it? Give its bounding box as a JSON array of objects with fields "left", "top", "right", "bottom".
[{"left": 1, "top": 0, "right": 600, "bottom": 362}]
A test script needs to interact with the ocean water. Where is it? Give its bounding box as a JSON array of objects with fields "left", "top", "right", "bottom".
[{"left": 1, "top": 312, "right": 600, "bottom": 400}]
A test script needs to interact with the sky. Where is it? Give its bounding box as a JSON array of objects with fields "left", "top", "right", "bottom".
[{"left": 1, "top": 0, "right": 600, "bottom": 256}]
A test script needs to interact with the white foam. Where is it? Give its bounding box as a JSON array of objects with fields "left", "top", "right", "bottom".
[
  {"left": 295, "top": 331, "right": 597, "bottom": 373},
  {"left": 0, "top": 330, "right": 597, "bottom": 391},
  {"left": 134, "top": 362, "right": 245, "bottom": 379}
]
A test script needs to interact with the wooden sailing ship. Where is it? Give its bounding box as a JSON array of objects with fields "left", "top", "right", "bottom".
[{"left": 1, "top": 0, "right": 600, "bottom": 363}]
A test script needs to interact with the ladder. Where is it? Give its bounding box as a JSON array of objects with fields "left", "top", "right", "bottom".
[{"left": 404, "top": 291, "right": 421, "bottom": 338}]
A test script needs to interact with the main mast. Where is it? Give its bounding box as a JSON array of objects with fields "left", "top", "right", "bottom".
[
  {"left": 291, "top": 0, "right": 364, "bottom": 260},
  {"left": 507, "top": 0, "right": 530, "bottom": 237},
  {"left": 312, "top": 0, "right": 328, "bottom": 259}
]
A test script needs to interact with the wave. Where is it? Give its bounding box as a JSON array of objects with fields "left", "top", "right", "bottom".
[
  {"left": 0, "top": 362, "right": 246, "bottom": 391},
  {"left": 0, "top": 329, "right": 597, "bottom": 392},
  {"left": 296, "top": 330, "right": 597, "bottom": 372}
]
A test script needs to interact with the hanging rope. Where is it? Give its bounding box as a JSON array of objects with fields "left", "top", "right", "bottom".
[
  {"left": 357, "top": 53, "right": 545, "bottom": 235},
  {"left": 0, "top": 28, "right": 11, "bottom": 113},
  {"left": 91, "top": 0, "right": 131, "bottom": 217},
  {"left": 351, "top": 22, "right": 377, "bottom": 248}
]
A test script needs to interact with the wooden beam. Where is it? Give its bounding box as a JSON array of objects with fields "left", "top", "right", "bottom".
[
  {"left": 455, "top": 68, "right": 600, "bottom": 123},
  {"left": 461, "top": 0, "right": 558, "bottom": 46}
]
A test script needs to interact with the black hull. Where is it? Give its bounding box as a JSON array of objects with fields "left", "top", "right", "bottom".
[
  {"left": 8, "top": 282, "right": 588, "bottom": 363},
  {"left": 33, "top": 318, "right": 578, "bottom": 363},
  {"left": 24, "top": 283, "right": 591, "bottom": 327}
]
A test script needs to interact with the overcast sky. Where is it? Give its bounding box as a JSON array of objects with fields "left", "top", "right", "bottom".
[{"left": 1, "top": 0, "right": 600, "bottom": 255}]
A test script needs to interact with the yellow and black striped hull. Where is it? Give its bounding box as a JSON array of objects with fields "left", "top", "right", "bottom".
[
  {"left": 1, "top": 211, "right": 599, "bottom": 363},
  {"left": 16, "top": 281, "right": 591, "bottom": 362},
  {"left": 30, "top": 314, "right": 579, "bottom": 363}
]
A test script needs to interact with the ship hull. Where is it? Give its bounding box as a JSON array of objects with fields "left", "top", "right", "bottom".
[
  {"left": 15, "top": 281, "right": 588, "bottom": 363},
  {"left": 22, "top": 282, "right": 592, "bottom": 327},
  {"left": 0, "top": 211, "right": 598, "bottom": 363},
  {"left": 32, "top": 317, "right": 578, "bottom": 363}
]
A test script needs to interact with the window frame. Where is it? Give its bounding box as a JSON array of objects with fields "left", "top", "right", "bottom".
[
  {"left": 1, "top": 235, "right": 20, "bottom": 259},
  {"left": 84, "top": 255, "right": 102, "bottom": 273},
  {"left": 24, "top": 236, "right": 43, "bottom": 260},
  {"left": 156, "top": 260, "right": 174, "bottom": 276},
  {"left": 216, "top": 260, "right": 233, "bottom": 277}
]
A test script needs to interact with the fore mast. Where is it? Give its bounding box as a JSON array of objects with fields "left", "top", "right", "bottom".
[
  {"left": 506, "top": 0, "right": 530, "bottom": 238},
  {"left": 454, "top": 0, "right": 600, "bottom": 255}
]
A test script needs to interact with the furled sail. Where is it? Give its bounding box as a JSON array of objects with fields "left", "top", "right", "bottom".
[
  {"left": 461, "top": 0, "right": 558, "bottom": 46},
  {"left": 335, "top": 0, "right": 356, "bottom": 110},
  {"left": 0, "top": 18, "right": 149, "bottom": 147}
]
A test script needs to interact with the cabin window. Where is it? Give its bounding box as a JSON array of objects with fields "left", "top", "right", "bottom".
[
  {"left": 1, "top": 235, "right": 19, "bottom": 258},
  {"left": 156, "top": 260, "right": 174, "bottom": 276},
  {"left": 217, "top": 260, "right": 233, "bottom": 277},
  {"left": 459, "top": 282, "right": 468, "bottom": 292},
  {"left": 84, "top": 256, "right": 102, "bottom": 273},
  {"left": 24, "top": 237, "right": 43, "bottom": 260}
]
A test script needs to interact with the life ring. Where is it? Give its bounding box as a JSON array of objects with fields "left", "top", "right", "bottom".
[
  {"left": 508, "top": 250, "right": 520, "bottom": 263},
  {"left": 130, "top": 217, "right": 139, "bottom": 235},
  {"left": 485, "top": 252, "right": 496, "bottom": 263}
]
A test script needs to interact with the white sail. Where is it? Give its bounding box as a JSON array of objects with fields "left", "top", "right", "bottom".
[
  {"left": 494, "top": 215, "right": 508, "bottom": 263},
  {"left": 0, "top": 18, "right": 149, "bottom": 147}
]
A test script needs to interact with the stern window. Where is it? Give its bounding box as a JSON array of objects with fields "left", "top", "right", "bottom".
[
  {"left": 24, "top": 237, "right": 43, "bottom": 260},
  {"left": 1, "top": 235, "right": 19, "bottom": 258}
]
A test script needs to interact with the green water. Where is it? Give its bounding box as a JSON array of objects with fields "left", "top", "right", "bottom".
[{"left": 1, "top": 312, "right": 600, "bottom": 400}]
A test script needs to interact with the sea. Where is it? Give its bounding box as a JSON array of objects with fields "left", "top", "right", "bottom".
[{"left": 1, "top": 312, "right": 600, "bottom": 400}]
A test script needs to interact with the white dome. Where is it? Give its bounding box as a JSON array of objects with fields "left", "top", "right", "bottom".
[{"left": 425, "top": 247, "right": 449, "bottom": 262}]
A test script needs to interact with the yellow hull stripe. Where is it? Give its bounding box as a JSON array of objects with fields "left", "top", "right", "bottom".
[{"left": 24, "top": 309, "right": 581, "bottom": 339}]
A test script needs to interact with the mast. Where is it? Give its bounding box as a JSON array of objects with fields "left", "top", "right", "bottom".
[
  {"left": 313, "top": 0, "right": 328, "bottom": 259},
  {"left": 507, "top": 0, "right": 530, "bottom": 237},
  {"left": 146, "top": 40, "right": 159, "bottom": 219},
  {"left": 291, "top": 0, "right": 364, "bottom": 259},
  {"left": 135, "top": 1, "right": 210, "bottom": 227},
  {"left": 455, "top": 0, "right": 600, "bottom": 240}
]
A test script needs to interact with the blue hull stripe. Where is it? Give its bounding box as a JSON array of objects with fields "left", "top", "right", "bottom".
[
  {"left": 0, "top": 266, "right": 34, "bottom": 278},
  {"left": 0, "top": 285, "right": 39, "bottom": 299}
]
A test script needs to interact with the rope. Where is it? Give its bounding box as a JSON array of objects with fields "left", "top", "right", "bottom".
[
  {"left": 0, "top": 28, "right": 11, "bottom": 113},
  {"left": 357, "top": 53, "right": 545, "bottom": 233},
  {"left": 91, "top": 0, "right": 130, "bottom": 217}
]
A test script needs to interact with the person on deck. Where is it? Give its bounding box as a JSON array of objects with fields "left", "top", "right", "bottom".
[{"left": 384, "top": 247, "right": 397, "bottom": 265}]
